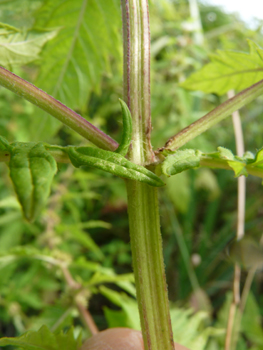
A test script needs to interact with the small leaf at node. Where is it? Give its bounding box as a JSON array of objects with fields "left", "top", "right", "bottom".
[
  {"left": 67, "top": 146, "right": 165, "bottom": 187},
  {"left": 161, "top": 149, "right": 201, "bottom": 176},
  {"left": 115, "top": 99, "right": 132, "bottom": 156}
]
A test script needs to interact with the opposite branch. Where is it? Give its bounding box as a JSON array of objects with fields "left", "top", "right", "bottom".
[
  {"left": 0, "top": 67, "right": 118, "bottom": 151},
  {"left": 163, "top": 79, "right": 263, "bottom": 151}
]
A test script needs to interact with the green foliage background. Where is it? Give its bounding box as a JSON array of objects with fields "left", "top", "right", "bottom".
[{"left": 0, "top": 0, "right": 263, "bottom": 349}]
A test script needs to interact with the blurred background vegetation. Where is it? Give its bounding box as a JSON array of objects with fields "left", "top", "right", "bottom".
[{"left": 0, "top": 0, "right": 262, "bottom": 349}]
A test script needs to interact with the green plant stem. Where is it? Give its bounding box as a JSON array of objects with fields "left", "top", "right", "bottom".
[
  {"left": 200, "top": 157, "right": 263, "bottom": 178},
  {"left": 122, "top": 1, "right": 154, "bottom": 165},
  {"left": 164, "top": 79, "right": 263, "bottom": 150},
  {"left": 0, "top": 67, "right": 118, "bottom": 151},
  {"left": 122, "top": 1, "right": 174, "bottom": 349},
  {"left": 126, "top": 183, "right": 174, "bottom": 349}
]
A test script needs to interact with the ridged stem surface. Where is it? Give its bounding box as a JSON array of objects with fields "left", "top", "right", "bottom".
[{"left": 121, "top": 1, "right": 174, "bottom": 349}]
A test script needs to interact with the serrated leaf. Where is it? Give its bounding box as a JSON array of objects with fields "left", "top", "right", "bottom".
[
  {"left": 161, "top": 149, "right": 201, "bottom": 176},
  {"left": 5, "top": 141, "right": 57, "bottom": 221},
  {"left": 170, "top": 306, "right": 224, "bottom": 350},
  {"left": 100, "top": 286, "right": 140, "bottom": 330},
  {"left": 31, "top": 0, "right": 121, "bottom": 139},
  {"left": 67, "top": 146, "right": 165, "bottom": 187},
  {"left": 0, "top": 23, "right": 58, "bottom": 66},
  {"left": 0, "top": 325, "right": 81, "bottom": 350},
  {"left": 180, "top": 40, "right": 263, "bottom": 95}
]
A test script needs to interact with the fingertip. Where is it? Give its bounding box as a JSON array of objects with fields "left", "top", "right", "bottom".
[
  {"left": 80, "top": 328, "right": 144, "bottom": 350},
  {"left": 80, "top": 328, "right": 190, "bottom": 350}
]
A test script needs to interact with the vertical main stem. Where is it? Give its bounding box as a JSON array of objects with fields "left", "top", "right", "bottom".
[
  {"left": 127, "top": 183, "right": 174, "bottom": 350},
  {"left": 121, "top": 1, "right": 174, "bottom": 349},
  {"left": 122, "top": 0, "right": 154, "bottom": 165}
]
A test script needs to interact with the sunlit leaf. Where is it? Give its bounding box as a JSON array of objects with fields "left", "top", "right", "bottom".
[
  {"left": 31, "top": 0, "right": 122, "bottom": 139},
  {"left": 0, "top": 325, "right": 81, "bottom": 350},
  {"left": 100, "top": 286, "right": 140, "bottom": 330},
  {"left": 0, "top": 23, "right": 58, "bottom": 66},
  {"left": 180, "top": 40, "right": 263, "bottom": 95},
  {"left": 170, "top": 306, "right": 224, "bottom": 350}
]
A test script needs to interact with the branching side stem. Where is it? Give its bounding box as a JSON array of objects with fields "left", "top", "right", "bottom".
[
  {"left": 163, "top": 79, "right": 263, "bottom": 151},
  {"left": 0, "top": 67, "right": 118, "bottom": 151}
]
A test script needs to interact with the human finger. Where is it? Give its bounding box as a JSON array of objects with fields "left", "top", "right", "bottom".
[{"left": 80, "top": 328, "right": 190, "bottom": 350}]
